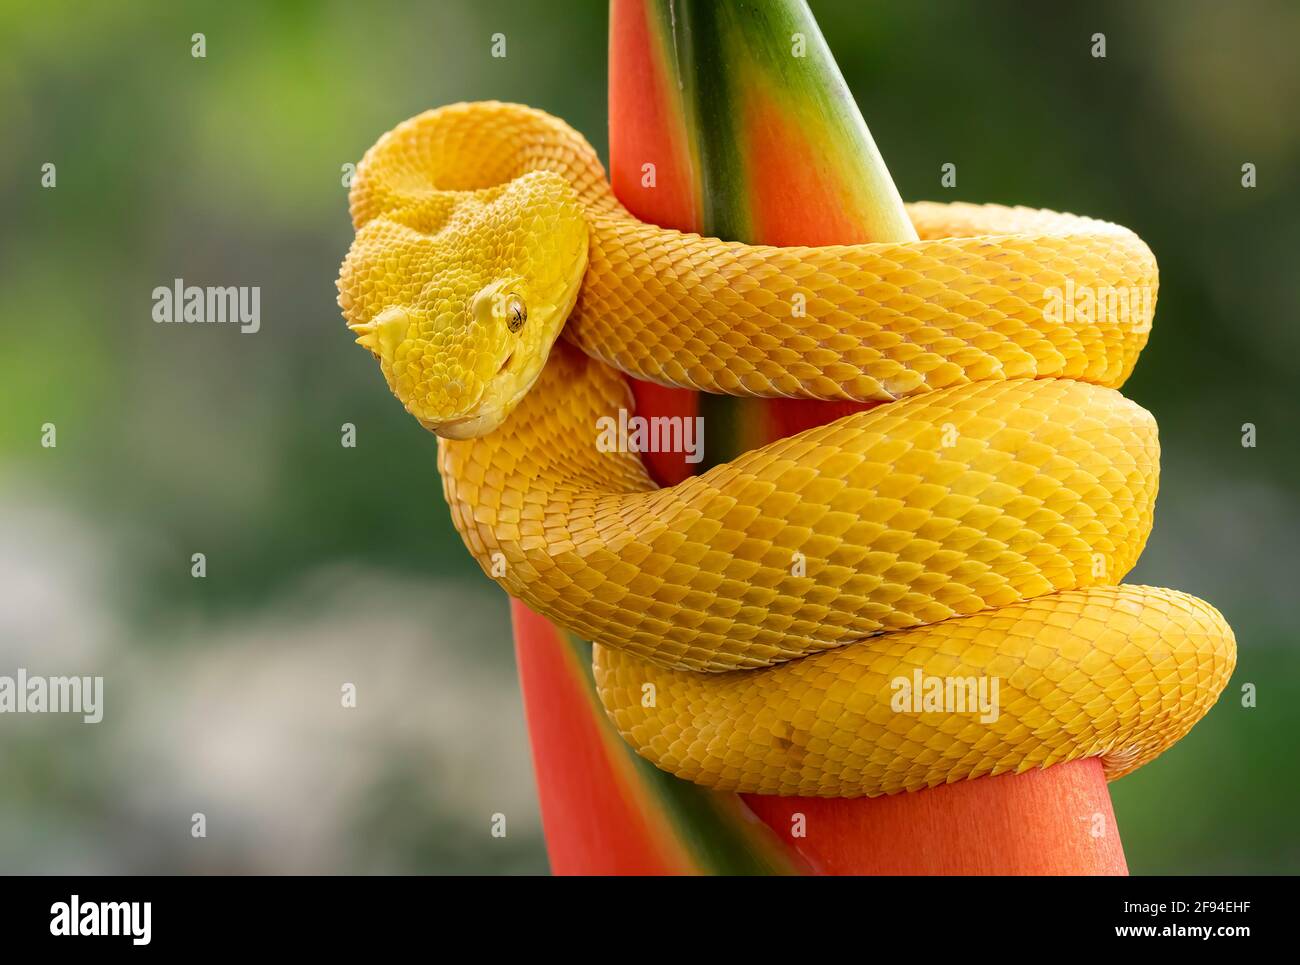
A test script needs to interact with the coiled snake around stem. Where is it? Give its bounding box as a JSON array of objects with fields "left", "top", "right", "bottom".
[{"left": 338, "top": 102, "right": 1234, "bottom": 798}]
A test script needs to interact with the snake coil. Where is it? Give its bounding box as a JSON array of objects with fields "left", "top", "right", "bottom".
[{"left": 339, "top": 102, "right": 1235, "bottom": 798}]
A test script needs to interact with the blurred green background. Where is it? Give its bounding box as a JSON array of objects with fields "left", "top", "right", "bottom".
[{"left": 1, "top": 0, "right": 1295, "bottom": 874}]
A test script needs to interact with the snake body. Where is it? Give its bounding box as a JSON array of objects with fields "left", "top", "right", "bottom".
[{"left": 339, "top": 102, "right": 1235, "bottom": 798}]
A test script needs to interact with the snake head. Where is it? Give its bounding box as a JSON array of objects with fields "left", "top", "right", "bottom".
[{"left": 340, "top": 168, "right": 589, "bottom": 439}]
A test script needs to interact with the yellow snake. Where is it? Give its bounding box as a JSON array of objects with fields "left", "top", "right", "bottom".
[{"left": 338, "top": 101, "right": 1235, "bottom": 798}]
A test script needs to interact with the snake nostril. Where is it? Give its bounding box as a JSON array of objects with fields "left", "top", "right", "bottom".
[{"left": 497, "top": 350, "right": 514, "bottom": 374}]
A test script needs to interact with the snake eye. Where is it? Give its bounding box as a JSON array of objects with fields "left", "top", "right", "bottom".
[{"left": 505, "top": 293, "right": 527, "bottom": 333}]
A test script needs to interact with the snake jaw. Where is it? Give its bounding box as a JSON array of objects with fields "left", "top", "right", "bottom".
[
  {"left": 349, "top": 303, "right": 499, "bottom": 434},
  {"left": 424, "top": 409, "right": 507, "bottom": 440}
]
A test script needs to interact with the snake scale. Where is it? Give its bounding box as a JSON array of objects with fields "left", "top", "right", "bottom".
[{"left": 338, "top": 101, "right": 1235, "bottom": 798}]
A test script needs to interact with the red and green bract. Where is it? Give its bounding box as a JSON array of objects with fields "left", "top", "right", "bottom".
[{"left": 510, "top": 0, "right": 1129, "bottom": 875}]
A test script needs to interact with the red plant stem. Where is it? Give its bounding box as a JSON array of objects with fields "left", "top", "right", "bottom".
[{"left": 604, "top": 0, "right": 1129, "bottom": 875}]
